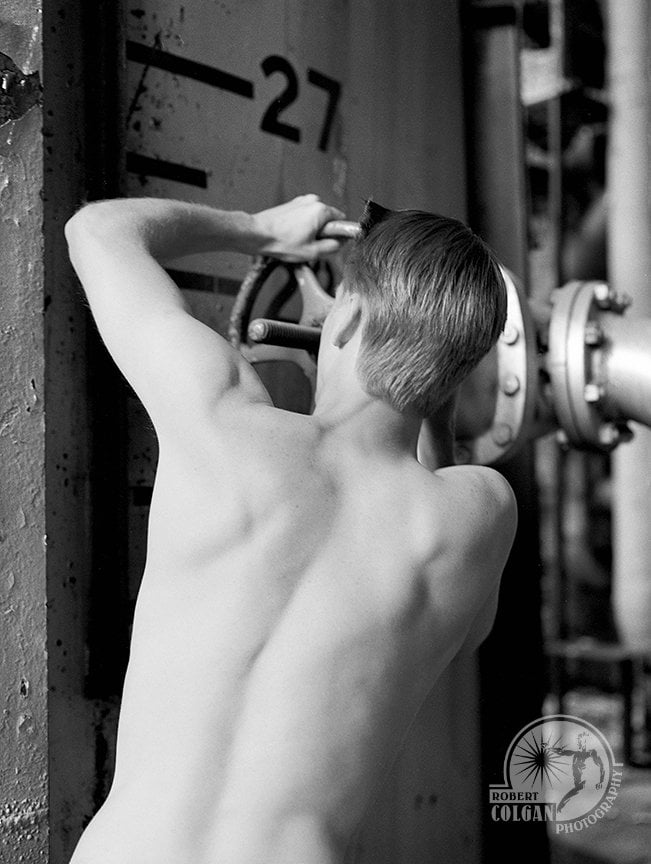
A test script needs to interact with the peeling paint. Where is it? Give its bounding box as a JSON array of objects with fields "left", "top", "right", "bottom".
[
  {"left": 17, "top": 712, "right": 34, "bottom": 735},
  {"left": 2, "top": 571, "right": 16, "bottom": 595},
  {"left": 0, "top": 6, "right": 47, "bottom": 863},
  {"left": 0, "top": 52, "right": 42, "bottom": 127},
  {"left": 0, "top": 405, "right": 20, "bottom": 436}
]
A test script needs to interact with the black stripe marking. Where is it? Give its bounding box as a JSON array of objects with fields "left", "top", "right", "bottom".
[
  {"left": 126, "top": 40, "right": 254, "bottom": 99},
  {"left": 126, "top": 152, "right": 208, "bottom": 188}
]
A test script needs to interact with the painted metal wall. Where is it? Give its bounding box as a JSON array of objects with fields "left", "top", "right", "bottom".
[
  {"left": 119, "top": 3, "right": 482, "bottom": 862},
  {"left": 0, "top": 3, "right": 48, "bottom": 862}
]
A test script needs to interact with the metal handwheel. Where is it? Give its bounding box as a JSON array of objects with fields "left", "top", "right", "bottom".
[{"left": 228, "top": 220, "right": 360, "bottom": 391}]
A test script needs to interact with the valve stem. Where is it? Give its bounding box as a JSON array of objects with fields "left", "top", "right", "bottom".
[{"left": 248, "top": 319, "right": 321, "bottom": 351}]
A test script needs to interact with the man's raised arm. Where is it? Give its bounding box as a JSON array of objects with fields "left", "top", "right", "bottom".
[{"left": 65, "top": 195, "right": 344, "bottom": 431}]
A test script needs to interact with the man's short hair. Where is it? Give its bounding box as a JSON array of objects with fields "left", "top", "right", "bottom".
[{"left": 343, "top": 201, "right": 507, "bottom": 418}]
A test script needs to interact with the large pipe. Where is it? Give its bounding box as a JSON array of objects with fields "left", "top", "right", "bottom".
[
  {"left": 607, "top": 0, "right": 651, "bottom": 652},
  {"left": 602, "top": 316, "right": 651, "bottom": 428}
]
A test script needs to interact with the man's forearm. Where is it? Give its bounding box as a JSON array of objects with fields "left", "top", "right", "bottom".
[
  {"left": 65, "top": 198, "right": 268, "bottom": 262},
  {"left": 65, "top": 194, "right": 346, "bottom": 341}
]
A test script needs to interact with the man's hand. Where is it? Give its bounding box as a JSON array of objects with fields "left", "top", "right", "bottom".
[{"left": 253, "top": 194, "right": 346, "bottom": 262}]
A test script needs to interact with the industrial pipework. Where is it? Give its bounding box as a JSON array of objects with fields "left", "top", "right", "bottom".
[{"left": 229, "top": 231, "right": 651, "bottom": 467}]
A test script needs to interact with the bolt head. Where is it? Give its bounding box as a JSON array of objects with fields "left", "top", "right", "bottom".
[
  {"left": 584, "top": 321, "right": 604, "bottom": 346},
  {"left": 593, "top": 282, "right": 613, "bottom": 309},
  {"left": 598, "top": 424, "right": 619, "bottom": 447},
  {"left": 556, "top": 429, "right": 570, "bottom": 449},
  {"left": 492, "top": 423, "right": 513, "bottom": 446},
  {"left": 583, "top": 383, "right": 603, "bottom": 403},
  {"left": 502, "top": 374, "right": 521, "bottom": 396},
  {"left": 500, "top": 323, "right": 519, "bottom": 345}
]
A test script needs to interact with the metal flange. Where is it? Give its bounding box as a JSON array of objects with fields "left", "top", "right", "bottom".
[
  {"left": 457, "top": 267, "right": 538, "bottom": 465},
  {"left": 547, "top": 280, "right": 632, "bottom": 451}
]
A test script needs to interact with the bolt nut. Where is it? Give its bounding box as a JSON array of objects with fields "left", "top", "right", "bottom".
[
  {"left": 492, "top": 423, "right": 513, "bottom": 446},
  {"left": 598, "top": 423, "right": 619, "bottom": 447},
  {"left": 583, "top": 383, "right": 603, "bottom": 404},
  {"left": 500, "top": 323, "right": 519, "bottom": 345},
  {"left": 584, "top": 321, "right": 604, "bottom": 347},
  {"left": 502, "top": 374, "right": 521, "bottom": 396},
  {"left": 556, "top": 429, "right": 570, "bottom": 448},
  {"left": 593, "top": 282, "right": 613, "bottom": 309}
]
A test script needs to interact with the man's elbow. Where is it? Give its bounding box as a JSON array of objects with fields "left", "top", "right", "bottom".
[
  {"left": 65, "top": 202, "right": 110, "bottom": 248},
  {"left": 65, "top": 200, "right": 136, "bottom": 251}
]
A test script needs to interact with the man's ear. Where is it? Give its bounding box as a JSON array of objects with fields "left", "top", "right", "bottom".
[{"left": 332, "top": 293, "right": 362, "bottom": 348}]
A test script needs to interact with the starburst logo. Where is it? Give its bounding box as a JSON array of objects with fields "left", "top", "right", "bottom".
[{"left": 488, "top": 715, "right": 624, "bottom": 833}]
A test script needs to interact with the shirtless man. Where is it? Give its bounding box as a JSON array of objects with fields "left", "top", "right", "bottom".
[{"left": 65, "top": 193, "right": 517, "bottom": 864}]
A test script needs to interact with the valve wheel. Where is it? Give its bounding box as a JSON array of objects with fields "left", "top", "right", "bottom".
[{"left": 228, "top": 219, "right": 359, "bottom": 390}]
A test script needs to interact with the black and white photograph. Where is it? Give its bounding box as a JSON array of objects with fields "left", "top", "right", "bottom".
[{"left": 1, "top": 1, "right": 650, "bottom": 862}]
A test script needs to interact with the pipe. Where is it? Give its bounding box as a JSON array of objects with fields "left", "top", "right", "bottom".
[
  {"left": 602, "top": 316, "right": 651, "bottom": 428},
  {"left": 607, "top": 0, "right": 651, "bottom": 652}
]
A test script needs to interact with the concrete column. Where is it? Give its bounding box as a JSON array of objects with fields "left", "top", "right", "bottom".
[
  {"left": 0, "top": 2, "right": 48, "bottom": 861},
  {"left": 607, "top": 0, "right": 651, "bottom": 651}
]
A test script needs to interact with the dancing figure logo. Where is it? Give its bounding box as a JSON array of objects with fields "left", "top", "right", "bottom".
[{"left": 488, "top": 714, "right": 624, "bottom": 833}]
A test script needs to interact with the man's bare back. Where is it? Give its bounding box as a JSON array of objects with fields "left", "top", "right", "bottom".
[{"left": 65, "top": 195, "right": 516, "bottom": 864}]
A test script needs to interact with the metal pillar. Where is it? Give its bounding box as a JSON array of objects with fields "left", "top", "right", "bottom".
[
  {"left": 0, "top": 3, "right": 48, "bottom": 862},
  {"left": 462, "top": 2, "right": 549, "bottom": 860},
  {"left": 607, "top": 0, "right": 651, "bottom": 653}
]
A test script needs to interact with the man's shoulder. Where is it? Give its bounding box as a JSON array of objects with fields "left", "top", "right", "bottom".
[
  {"left": 433, "top": 464, "right": 515, "bottom": 510},
  {"left": 426, "top": 464, "right": 517, "bottom": 551}
]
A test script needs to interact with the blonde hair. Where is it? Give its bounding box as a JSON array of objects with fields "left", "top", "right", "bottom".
[{"left": 344, "top": 201, "right": 507, "bottom": 417}]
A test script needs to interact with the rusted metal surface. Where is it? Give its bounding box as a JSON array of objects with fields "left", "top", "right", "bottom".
[
  {"left": 0, "top": 51, "right": 41, "bottom": 126},
  {"left": 0, "top": 4, "right": 48, "bottom": 863}
]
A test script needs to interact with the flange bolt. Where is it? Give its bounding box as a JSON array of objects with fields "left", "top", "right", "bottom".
[
  {"left": 598, "top": 424, "right": 619, "bottom": 447},
  {"left": 500, "top": 323, "right": 519, "bottom": 345},
  {"left": 584, "top": 321, "right": 604, "bottom": 347},
  {"left": 492, "top": 423, "right": 513, "bottom": 446},
  {"left": 593, "top": 282, "right": 614, "bottom": 310},
  {"left": 502, "top": 374, "right": 521, "bottom": 396},
  {"left": 584, "top": 383, "right": 603, "bottom": 404}
]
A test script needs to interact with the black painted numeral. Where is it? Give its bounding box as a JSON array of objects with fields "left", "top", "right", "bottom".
[
  {"left": 260, "top": 55, "right": 342, "bottom": 152},
  {"left": 307, "top": 68, "right": 341, "bottom": 152},
  {"left": 260, "top": 55, "right": 301, "bottom": 143}
]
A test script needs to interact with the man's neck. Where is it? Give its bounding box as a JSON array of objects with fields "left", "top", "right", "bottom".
[{"left": 311, "top": 392, "right": 423, "bottom": 459}]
